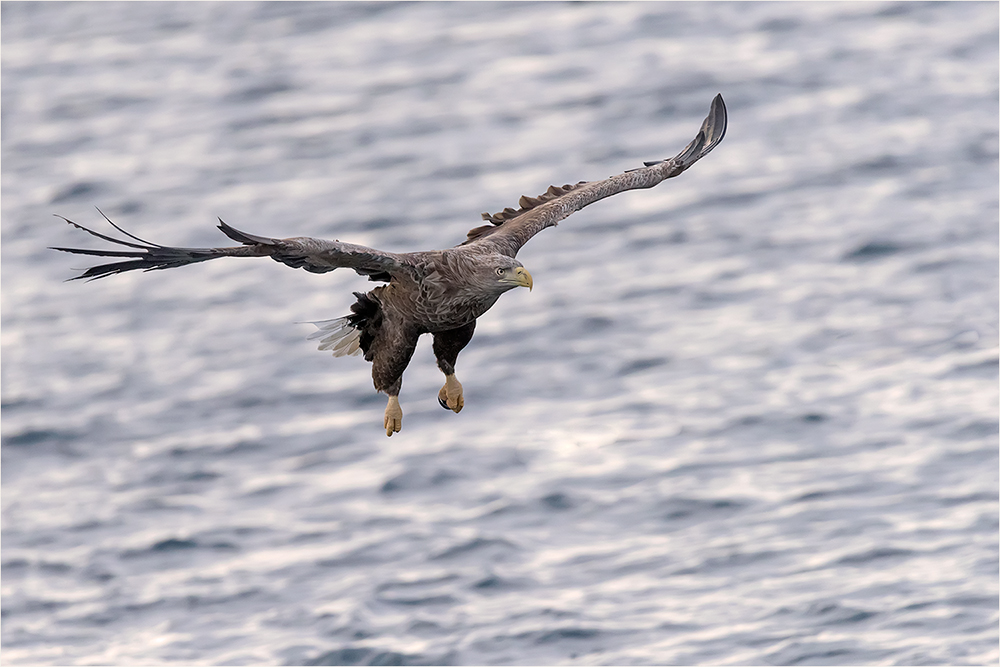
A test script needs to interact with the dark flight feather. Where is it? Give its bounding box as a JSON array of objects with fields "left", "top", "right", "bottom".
[{"left": 462, "top": 93, "right": 727, "bottom": 257}]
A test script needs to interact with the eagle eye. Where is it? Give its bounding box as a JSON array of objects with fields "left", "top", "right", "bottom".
[{"left": 496, "top": 267, "right": 506, "bottom": 276}]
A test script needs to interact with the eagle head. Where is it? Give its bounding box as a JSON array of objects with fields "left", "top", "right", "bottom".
[{"left": 482, "top": 256, "right": 532, "bottom": 293}]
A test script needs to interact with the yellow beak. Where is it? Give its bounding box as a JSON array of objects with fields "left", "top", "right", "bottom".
[{"left": 513, "top": 266, "right": 533, "bottom": 291}]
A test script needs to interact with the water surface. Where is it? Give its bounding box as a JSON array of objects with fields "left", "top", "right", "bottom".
[{"left": 2, "top": 2, "right": 997, "bottom": 665}]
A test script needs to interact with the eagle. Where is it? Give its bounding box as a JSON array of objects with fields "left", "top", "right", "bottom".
[{"left": 52, "top": 94, "right": 727, "bottom": 436}]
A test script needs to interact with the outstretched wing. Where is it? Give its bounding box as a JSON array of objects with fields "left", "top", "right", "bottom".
[
  {"left": 51, "top": 211, "right": 413, "bottom": 282},
  {"left": 462, "top": 93, "right": 727, "bottom": 257}
]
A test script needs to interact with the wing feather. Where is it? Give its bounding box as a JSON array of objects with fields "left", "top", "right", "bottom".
[
  {"left": 51, "top": 213, "right": 414, "bottom": 282},
  {"left": 462, "top": 93, "right": 727, "bottom": 257}
]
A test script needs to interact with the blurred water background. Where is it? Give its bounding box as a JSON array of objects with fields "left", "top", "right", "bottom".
[{"left": 2, "top": 2, "right": 998, "bottom": 665}]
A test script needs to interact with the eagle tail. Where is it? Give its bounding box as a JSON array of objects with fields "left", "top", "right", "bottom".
[{"left": 306, "top": 316, "right": 364, "bottom": 357}]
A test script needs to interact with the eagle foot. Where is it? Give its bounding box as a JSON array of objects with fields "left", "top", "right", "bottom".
[
  {"left": 437, "top": 374, "right": 464, "bottom": 413},
  {"left": 384, "top": 395, "right": 402, "bottom": 436}
]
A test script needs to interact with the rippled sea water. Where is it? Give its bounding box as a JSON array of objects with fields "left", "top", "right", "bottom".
[{"left": 2, "top": 2, "right": 998, "bottom": 665}]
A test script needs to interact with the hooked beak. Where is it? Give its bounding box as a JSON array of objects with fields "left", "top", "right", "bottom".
[{"left": 513, "top": 266, "right": 533, "bottom": 291}]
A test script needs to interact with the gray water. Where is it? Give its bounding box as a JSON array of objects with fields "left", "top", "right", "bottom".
[{"left": 2, "top": 2, "right": 997, "bottom": 665}]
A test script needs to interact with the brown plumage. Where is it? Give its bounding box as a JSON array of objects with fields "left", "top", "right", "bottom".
[{"left": 51, "top": 94, "right": 727, "bottom": 435}]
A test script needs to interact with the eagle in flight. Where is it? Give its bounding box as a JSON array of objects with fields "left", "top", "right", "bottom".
[{"left": 53, "top": 94, "right": 727, "bottom": 436}]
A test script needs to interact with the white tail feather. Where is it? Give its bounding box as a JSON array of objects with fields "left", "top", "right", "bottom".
[{"left": 306, "top": 316, "right": 363, "bottom": 357}]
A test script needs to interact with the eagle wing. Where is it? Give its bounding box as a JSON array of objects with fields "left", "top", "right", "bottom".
[
  {"left": 51, "top": 211, "right": 413, "bottom": 283},
  {"left": 462, "top": 94, "right": 727, "bottom": 257}
]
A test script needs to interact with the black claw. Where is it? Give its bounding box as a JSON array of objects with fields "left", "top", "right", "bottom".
[{"left": 438, "top": 396, "right": 450, "bottom": 410}]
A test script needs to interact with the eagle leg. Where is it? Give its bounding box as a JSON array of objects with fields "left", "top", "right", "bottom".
[
  {"left": 384, "top": 395, "right": 403, "bottom": 437},
  {"left": 432, "top": 321, "right": 475, "bottom": 413},
  {"left": 437, "top": 374, "right": 464, "bottom": 413}
]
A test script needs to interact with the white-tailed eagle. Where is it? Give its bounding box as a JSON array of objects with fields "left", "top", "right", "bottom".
[{"left": 53, "top": 94, "right": 727, "bottom": 435}]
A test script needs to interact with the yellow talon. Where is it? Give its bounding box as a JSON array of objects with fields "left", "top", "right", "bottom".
[
  {"left": 437, "top": 374, "right": 464, "bottom": 413},
  {"left": 384, "top": 396, "right": 402, "bottom": 436}
]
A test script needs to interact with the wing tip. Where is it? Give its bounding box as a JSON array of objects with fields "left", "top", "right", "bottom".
[
  {"left": 706, "top": 92, "right": 727, "bottom": 149},
  {"left": 639, "top": 93, "right": 727, "bottom": 173}
]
